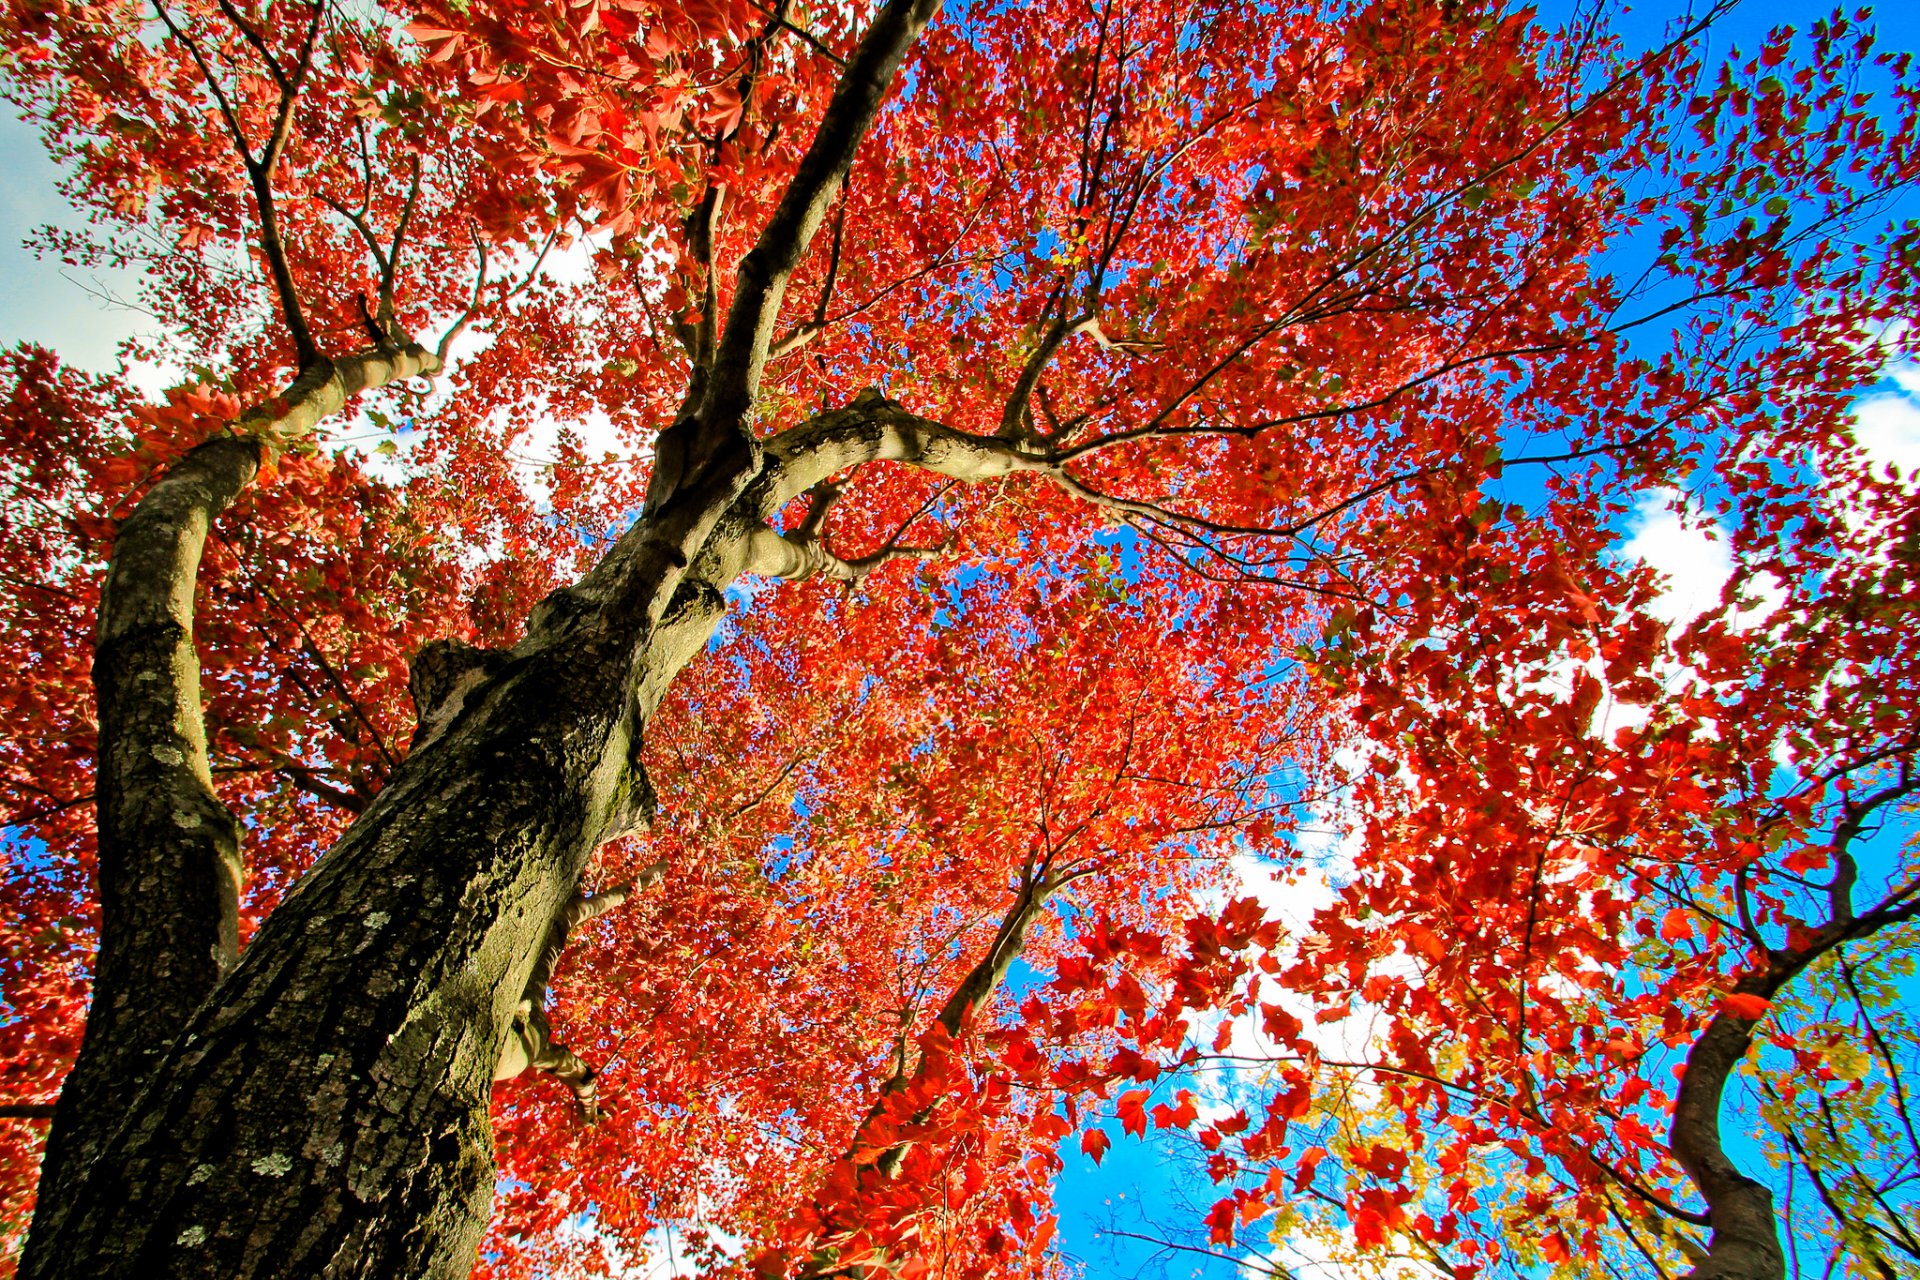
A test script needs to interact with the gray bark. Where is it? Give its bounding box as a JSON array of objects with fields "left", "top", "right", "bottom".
[
  {"left": 27, "top": 346, "right": 444, "bottom": 1254},
  {"left": 38, "top": 434, "right": 256, "bottom": 1217},
  {"left": 12, "top": 39, "right": 1080, "bottom": 1270},
  {"left": 21, "top": 445, "right": 703, "bottom": 1274}
]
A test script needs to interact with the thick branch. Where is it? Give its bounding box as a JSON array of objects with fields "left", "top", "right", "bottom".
[
  {"left": 747, "top": 527, "right": 946, "bottom": 584},
  {"left": 999, "top": 313, "right": 1095, "bottom": 440},
  {"left": 928, "top": 873, "right": 1053, "bottom": 1038},
  {"left": 688, "top": 0, "right": 945, "bottom": 478},
  {"left": 29, "top": 341, "right": 443, "bottom": 1253},
  {"left": 1669, "top": 880, "right": 1920, "bottom": 1279},
  {"left": 746, "top": 477, "right": 951, "bottom": 585}
]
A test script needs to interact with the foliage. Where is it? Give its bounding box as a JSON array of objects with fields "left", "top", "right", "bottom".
[{"left": 0, "top": 0, "right": 1916, "bottom": 1274}]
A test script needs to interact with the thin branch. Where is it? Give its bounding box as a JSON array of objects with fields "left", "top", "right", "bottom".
[
  {"left": 151, "top": 0, "right": 250, "bottom": 161},
  {"left": 1839, "top": 950, "right": 1920, "bottom": 1169},
  {"left": 379, "top": 154, "right": 425, "bottom": 329},
  {"left": 1098, "top": 1229, "right": 1299, "bottom": 1280},
  {"left": 214, "top": 0, "right": 289, "bottom": 86}
]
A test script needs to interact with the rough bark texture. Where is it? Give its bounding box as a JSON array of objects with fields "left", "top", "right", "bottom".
[
  {"left": 36, "top": 434, "right": 259, "bottom": 1219},
  {"left": 1672, "top": 1005, "right": 1787, "bottom": 1280},
  {"left": 21, "top": 343, "right": 447, "bottom": 1277},
  {"left": 29, "top": 628, "right": 641, "bottom": 1275}
]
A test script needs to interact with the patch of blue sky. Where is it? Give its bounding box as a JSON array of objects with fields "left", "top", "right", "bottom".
[
  {"left": 0, "top": 832, "right": 76, "bottom": 1025},
  {"left": 0, "top": 115, "right": 174, "bottom": 390}
]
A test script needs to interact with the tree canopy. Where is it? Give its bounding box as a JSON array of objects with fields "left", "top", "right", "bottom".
[{"left": 0, "top": 0, "right": 1916, "bottom": 1275}]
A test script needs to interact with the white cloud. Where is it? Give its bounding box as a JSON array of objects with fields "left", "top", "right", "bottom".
[
  {"left": 1618, "top": 490, "right": 1733, "bottom": 628},
  {"left": 1849, "top": 316, "right": 1920, "bottom": 476},
  {"left": 1182, "top": 763, "right": 1388, "bottom": 1120},
  {"left": 1851, "top": 393, "right": 1920, "bottom": 475}
]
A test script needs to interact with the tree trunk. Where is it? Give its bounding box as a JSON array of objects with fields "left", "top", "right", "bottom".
[
  {"left": 22, "top": 367, "right": 1039, "bottom": 1278},
  {"left": 20, "top": 421, "right": 754, "bottom": 1275},
  {"left": 28, "top": 647, "right": 630, "bottom": 1274},
  {"left": 1672, "top": 1005, "right": 1786, "bottom": 1280},
  {"left": 35, "top": 435, "right": 257, "bottom": 1218},
  {"left": 15, "top": 0, "right": 978, "bottom": 1260},
  {"left": 21, "top": 395, "right": 952, "bottom": 1273},
  {"left": 24, "top": 347, "right": 449, "bottom": 1271}
]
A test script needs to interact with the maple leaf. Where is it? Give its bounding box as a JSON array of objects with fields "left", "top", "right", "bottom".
[
  {"left": 1115, "top": 1089, "right": 1151, "bottom": 1139},
  {"left": 1718, "top": 993, "right": 1771, "bottom": 1021}
]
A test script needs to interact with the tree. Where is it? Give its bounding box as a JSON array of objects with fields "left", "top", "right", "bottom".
[
  {"left": 0, "top": 0, "right": 1913, "bottom": 1276},
  {"left": 1046, "top": 17, "right": 1920, "bottom": 1274}
]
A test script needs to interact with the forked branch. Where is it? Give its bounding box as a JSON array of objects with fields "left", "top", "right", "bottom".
[{"left": 690, "top": 0, "right": 948, "bottom": 475}]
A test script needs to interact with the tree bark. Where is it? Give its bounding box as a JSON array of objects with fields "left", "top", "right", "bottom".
[
  {"left": 25, "top": 632, "right": 639, "bottom": 1276},
  {"left": 22, "top": 0, "right": 1046, "bottom": 1246},
  {"left": 1671, "top": 1003, "right": 1787, "bottom": 1280},
  {"left": 28, "top": 345, "right": 443, "bottom": 1252},
  {"left": 1667, "top": 883, "right": 1920, "bottom": 1279},
  {"left": 22, "top": 374, "right": 1044, "bottom": 1276},
  {"left": 10, "top": 0, "right": 1049, "bottom": 1268},
  {"left": 20, "top": 436, "right": 714, "bottom": 1275}
]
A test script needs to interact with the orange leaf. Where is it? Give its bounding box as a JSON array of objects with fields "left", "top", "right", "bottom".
[{"left": 1659, "top": 909, "right": 1693, "bottom": 942}]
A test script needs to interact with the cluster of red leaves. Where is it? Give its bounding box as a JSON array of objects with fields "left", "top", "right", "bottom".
[
  {"left": 1042, "top": 14, "right": 1920, "bottom": 1271},
  {"left": 477, "top": 523, "right": 1321, "bottom": 1273},
  {"left": 1, "top": 0, "right": 1916, "bottom": 1270}
]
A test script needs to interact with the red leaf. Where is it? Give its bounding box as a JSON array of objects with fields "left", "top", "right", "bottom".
[
  {"left": 1116, "top": 1089, "right": 1149, "bottom": 1139},
  {"left": 1719, "top": 993, "right": 1771, "bottom": 1021},
  {"left": 1205, "top": 1198, "right": 1236, "bottom": 1246},
  {"left": 1659, "top": 909, "right": 1693, "bottom": 942}
]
